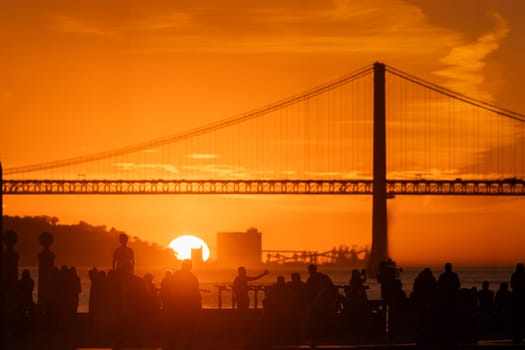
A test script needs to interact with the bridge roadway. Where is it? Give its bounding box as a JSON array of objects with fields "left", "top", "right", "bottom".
[{"left": 2, "top": 178, "right": 525, "bottom": 195}]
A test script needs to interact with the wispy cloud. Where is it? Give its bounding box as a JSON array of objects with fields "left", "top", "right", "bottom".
[
  {"left": 182, "top": 164, "right": 248, "bottom": 178},
  {"left": 47, "top": 0, "right": 460, "bottom": 56},
  {"left": 113, "top": 162, "right": 179, "bottom": 174},
  {"left": 51, "top": 15, "right": 119, "bottom": 38},
  {"left": 305, "top": 171, "right": 341, "bottom": 177},
  {"left": 434, "top": 12, "right": 510, "bottom": 100},
  {"left": 186, "top": 153, "right": 218, "bottom": 160}
]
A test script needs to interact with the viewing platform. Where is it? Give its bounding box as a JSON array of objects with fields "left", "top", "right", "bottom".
[{"left": 3, "top": 310, "right": 524, "bottom": 349}]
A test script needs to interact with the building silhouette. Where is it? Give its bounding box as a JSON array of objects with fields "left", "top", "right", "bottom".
[{"left": 216, "top": 228, "right": 262, "bottom": 267}]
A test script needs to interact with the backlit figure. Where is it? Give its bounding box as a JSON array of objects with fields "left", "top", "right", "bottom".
[
  {"left": 232, "top": 266, "right": 268, "bottom": 311},
  {"left": 112, "top": 233, "right": 135, "bottom": 275}
]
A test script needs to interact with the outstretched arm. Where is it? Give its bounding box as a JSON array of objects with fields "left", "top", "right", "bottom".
[{"left": 247, "top": 269, "right": 268, "bottom": 282}]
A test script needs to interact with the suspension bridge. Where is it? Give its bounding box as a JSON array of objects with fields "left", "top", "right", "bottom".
[{"left": 1, "top": 62, "right": 525, "bottom": 272}]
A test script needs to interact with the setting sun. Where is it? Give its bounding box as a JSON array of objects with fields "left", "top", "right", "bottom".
[{"left": 168, "top": 235, "right": 211, "bottom": 261}]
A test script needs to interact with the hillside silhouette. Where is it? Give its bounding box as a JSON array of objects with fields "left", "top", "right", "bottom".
[{"left": 3, "top": 215, "right": 178, "bottom": 269}]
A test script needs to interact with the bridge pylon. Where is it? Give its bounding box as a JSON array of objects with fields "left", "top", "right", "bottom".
[{"left": 367, "top": 62, "right": 388, "bottom": 276}]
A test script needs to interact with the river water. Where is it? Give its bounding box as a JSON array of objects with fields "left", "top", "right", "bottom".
[{"left": 22, "top": 265, "right": 517, "bottom": 312}]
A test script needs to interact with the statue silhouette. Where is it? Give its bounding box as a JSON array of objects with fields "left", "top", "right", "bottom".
[
  {"left": 37, "top": 232, "right": 55, "bottom": 310},
  {"left": 2, "top": 230, "right": 19, "bottom": 292}
]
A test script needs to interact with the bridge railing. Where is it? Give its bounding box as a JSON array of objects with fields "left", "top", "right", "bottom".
[{"left": 2, "top": 179, "right": 524, "bottom": 195}]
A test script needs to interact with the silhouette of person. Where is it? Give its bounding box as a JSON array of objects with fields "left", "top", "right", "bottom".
[
  {"left": 18, "top": 269, "right": 35, "bottom": 316},
  {"left": 110, "top": 234, "right": 138, "bottom": 349},
  {"left": 438, "top": 262, "right": 460, "bottom": 300},
  {"left": 347, "top": 268, "right": 368, "bottom": 303},
  {"left": 88, "top": 267, "right": 111, "bottom": 319},
  {"left": 377, "top": 259, "right": 402, "bottom": 337},
  {"left": 57, "top": 265, "right": 71, "bottom": 320},
  {"left": 377, "top": 259, "right": 400, "bottom": 305},
  {"left": 456, "top": 287, "right": 476, "bottom": 342},
  {"left": 305, "top": 264, "right": 337, "bottom": 340},
  {"left": 112, "top": 233, "right": 135, "bottom": 275},
  {"left": 477, "top": 281, "right": 494, "bottom": 336},
  {"left": 388, "top": 279, "right": 408, "bottom": 338},
  {"left": 478, "top": 280, "right": 494, "bottom": 314},
  {"left": 343, "top": 269, "right": 369, "bottom": 337},
  {"left": 88, "top": 267, "right": 100, "bottom": 316},
  {"left": 143, "top": 273, "right": 160, "bottom": 315},
  {"left": 287, "top": 272, "right": 309, "bottom": 342},
  {"left": 412, "top": 268, "right": 437, "bottom": 312},
  {"left": 168, "top": 259, "right": 201, "bottom": 350},
  {"left": 306, "top": 264, "right": 334, "bottom": 301},
  {"left": 160, "top": 270, "right": 173, "bottom": 311},
  {"left": 437, "top": 262, "right": 461, "bottom": 346},
  {"left": 37, "top": 232, "right": 55, "bottom": 311},
  {"left": 69, "top": 266, "right": 81, "bottom": 316},
  {"left": 232, "top": 266, "right": 268, "bottom": 311},
  {"left": 262, "top": 275, "right": 293, "bottom": 345},
  {"left": 469, "top": 286, "right": 479, "bottom": 311},
  {"left": 495, "top": 282, "right": 512, "bottom": 333},
  {"left": 266, "top": 275, "right": 290, "bottom": 311},
  {"left": 411, "top": 268, "right": 437, "bottom": 345},
  {"left": 511, "top": 263, "right": 525, "bottom": 343}
]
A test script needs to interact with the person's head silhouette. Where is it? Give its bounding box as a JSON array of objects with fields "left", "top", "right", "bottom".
[
  {"left": 3, "top": 230, "right": 18, "bottom": 249},
  {"left": 291, "top": 272, "right": 301, "bottom": 283},
  {"left": 276, "top": 275, "right": 285, "bottom": 286},
  {"left": 119, "top": 233, "right": 129, "bottom": 246},
  {"left": 516, "top": 263, "right": 524, "bottom": 273},
  {"left": 182, "top": 259, "right": 192, "bottom": 272}
]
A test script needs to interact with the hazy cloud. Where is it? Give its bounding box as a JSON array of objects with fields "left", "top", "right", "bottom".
[
  {"left": 182, "top": 164, "right": 248, "bottom": 178},
  {"left": 51, "top": 15, "right": 119, "bottom": 38},
  {"left": 45, "top": 0, "right": 460, "bottom": 56},
  {"left": 186, "top": 153, "right": 218, "bottom": 159},
  {"left": 113, "top": 162, "right": 179, "bottom": 174},
  {"left": 434, "top": 12, "right": 510, "bottom": 100}
]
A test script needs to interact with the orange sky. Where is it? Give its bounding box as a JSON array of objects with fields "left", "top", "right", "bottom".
[{"left": 1, "top": 0, "right": 525, "bottom": 266}]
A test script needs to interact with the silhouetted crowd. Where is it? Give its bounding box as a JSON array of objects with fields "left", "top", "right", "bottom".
[
  {"left": 3, "top": 230, "right": 525, "bottom": 348},
  {"left": 254, "top": 260, "right": 525, "bottom": 347},
  {"left": 2, "top": 230, "right": 82, "bottom": 332}
]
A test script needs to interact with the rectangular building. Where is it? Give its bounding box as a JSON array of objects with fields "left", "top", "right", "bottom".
[{"left": 216, "top": 228, "right": 262, "bottom": 267}]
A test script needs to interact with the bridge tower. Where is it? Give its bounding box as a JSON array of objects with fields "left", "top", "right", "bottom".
[{"left": 367, "top": 63, "right": 388, "bottom": 275}]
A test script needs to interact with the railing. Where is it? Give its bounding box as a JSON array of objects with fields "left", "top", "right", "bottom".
[
  {"left": 214, "top": 284, "right": 376, "bottom": 310},
  {"left": 216, "top": 284, "right": 268, "bottom": 310}
]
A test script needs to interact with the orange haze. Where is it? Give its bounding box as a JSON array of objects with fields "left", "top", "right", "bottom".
[{"left": 2, "top": 0, "right": 525, "bottom": 267}]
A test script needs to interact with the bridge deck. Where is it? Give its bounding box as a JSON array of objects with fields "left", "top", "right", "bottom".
[{"left": 2, "top": 179, "right": 525, "bottom": 195}]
